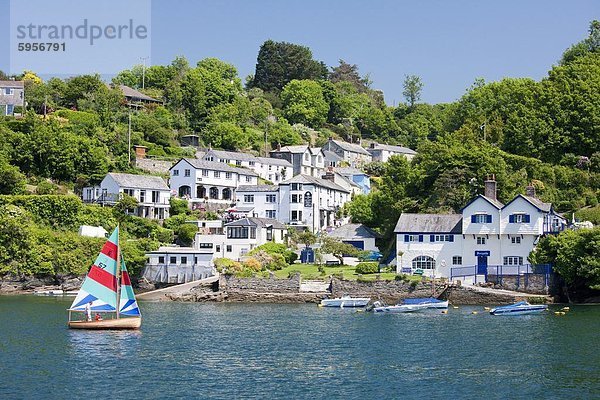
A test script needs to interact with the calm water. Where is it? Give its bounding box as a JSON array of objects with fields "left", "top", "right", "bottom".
[{"left": 1, "top": 297, "right": 599, "bottom": 399}]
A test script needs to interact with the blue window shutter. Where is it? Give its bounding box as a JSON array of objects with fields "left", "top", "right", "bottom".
[
  {"left": 524, "top": 214, "right": 530, "bottom": 223},
  {"left": 418, "top": 235, "right": 423, "bottom": 242},
  {"left": 449, "top": 235, "right": 454, "bottom": 242},
  {"left": 509, "top": 214, "right": 515, "bottom": 223},
  {"left": 430, "top": 234, "right": 435, "bottom": 242},
  {"left": 471, "top": 215, "right": 476, "bottom": 223},
  {"left": 486, "top": 215, "right": 492, "bottom": 223},
  {"left": 404, "top": 234, "right": 409, "bottom": 242}
]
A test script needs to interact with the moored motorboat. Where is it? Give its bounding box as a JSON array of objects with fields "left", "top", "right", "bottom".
[
  {"left": 489, "top": 301, "right": 548, "bottom": 316},
  {"left": 372, "top": 297, "right": 448, "bottom": 313},
  {"left": 34, "top": 290, "right": 64, "bottom": 296},
  {"left": 320, "top": 295, "right": 371, "bottom": 308}
]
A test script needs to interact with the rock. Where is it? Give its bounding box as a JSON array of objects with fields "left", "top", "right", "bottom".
[{"left": 61, "top": 277, "right": 82, "bottom": 291}]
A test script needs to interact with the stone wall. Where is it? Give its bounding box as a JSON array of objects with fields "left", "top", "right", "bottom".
[
  {"left": 330, "top": 278, "right": 445, "bottom": 304},
  {"left": 219, "top": 273, "right": 301, "bottom": 294},
  {"left": 487, "top": 274, "right": 551, "bottom": 294},
  {"left": 442, "top": 286, "right": 518, "bottom": 305}
]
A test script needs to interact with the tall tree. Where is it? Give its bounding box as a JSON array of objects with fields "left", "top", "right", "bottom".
[
  {"left": 281, "top": 79, "right": 329, "bottom": 128},
  {"left": 251, "top": 40, "right": 328, "bottom": 93},
  {"left": 402, "top": 75, "right": 423, "bottom": 108},
  {"left": 329, "top": 60, "right": 370, "bottom": 92}
]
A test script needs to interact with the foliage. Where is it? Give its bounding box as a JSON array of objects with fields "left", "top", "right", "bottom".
[
  {"left": 355, "top": 262, "right": 379, "bottom": 274},
  {"left": 281, "top": 80, "right": 329, "bottom": 128},
  {"left": 213, "top": 258, "right": 242, "bottom": 274},
  {"left": 320, "top": 236, "right": 359, "bottom": 264},
  {"left": 249, "top": 242, "right": 297, "bottom": 264},
  {"left": 575, "top": 206, "right": 600, "bottom": 225},
  {"left": 0, "top": 195, "right": 83, "bottom": 229},
  {"left": 0, "top": 161, "right": 26, "bottom": 195},
  {"left": 35, "top": 180, "right": 59, "bottom": 195},
  {"left": 169, "top": 197, "right": 190, "bottom": 216},
  {"left": 297, "top": 230, "right": 317, "bottom": 248},
  {"left": 177, "top": 223, "right": 198, "bottom": 246},
  {"left": 242, "top": 257, "right": 263, "bottom": 272},
  {"left": 402, "top": 75, "right": 423, "bottom": 107},
  {"left": 112, "top": 194, "right": 139, "bottom": 221}
]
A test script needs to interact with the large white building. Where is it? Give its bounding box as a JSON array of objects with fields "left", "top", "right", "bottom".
[
  {"left": 234, "top": 174, "right": 351, "bottom": 232},
  {"left": 169, "top": 158, "right": 259, "bottom": 206},
  {"left": 395, "top": 178, "right": 567, "bottom": 280},
  {"left": 269, "top": 145, "right": 326, "bottom": 178},
  {"left": 202, "top": 149, "right": 292, "bottom": 184},
  {"left": 82, "top": 173, "right": 171, "bottom": 220}
]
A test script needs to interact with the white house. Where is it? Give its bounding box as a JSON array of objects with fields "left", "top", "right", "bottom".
[
  {"left": 367, "top": 142, "right": 417, "bottom": 162},
  {"left": 234, "top": 185, "right": 280, "bottom": 220},
  {"left": 202, "top": 149, "right": 292, "bottom": 184},
  {"left": 0, "top": 80, "right": 24, "bottom": 116},
  {"left": 322, "top": 138, "right": 372, "bottom": 167},
  {"left": 169, "top": 158, "right": 259, "bottom": 207},
  {"left": 143, "top": 246, "right": 215, "bottom": 284},
  {"left": 269, "top": 145, "right": 325, "bottom": 178},
  {"left": 395, "top": 177, "right": 567, "bottom": 280},
  {"left": 82, "top": 172, "right": 171, "bottom": 219}
]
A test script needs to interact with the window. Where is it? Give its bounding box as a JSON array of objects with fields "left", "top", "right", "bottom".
[
  {"left": 172, "top": 169, "right": 179, "bottom": 176},
  {"left": 198, "top": 243, "right": 213, "bottom": 249},
  {"left": 206, "top": 156, "right": 214, "bottom": 162},
  {"left": 209, "top": 187, "right": 219, "bottom": 199},
  {"left": 403, "top": 235, "right": 422, "bottom": 242},
  {"left": 158, "top": 256, "right": 165, "bottom": 264},
  {"left": 228, "top": 227, "right": 249, "bottom": 239},
  {"left": 226, "top": 245, "right": 232, "bottom": 253},
  {"left": 139, "top": 190, "right": 146, "bottom": 203},
  {"left": 412, "top": 255, "right": 435, "bottom": 270},
  {"left": 246, "top": 176, "right": 251, "bottom": 183},
  {"left": 249, "top": 161, "right": 255, "bottom": 166},
  {"left": 216, "top": 245, "right": 221, "bottom": 253},
  {"left": 472, "top": 214, "right": 492, "bottom": 223},
  {"left": 318, "top": 156, "right": 322, "bottom": 163},
  {"left": 152, "top": 190, "right": 159, "bottom": 203},
  {"left": 503, "top": 256, "right": 523, "bottom": 266},
  {"left": 236, "top": 160, "right": 241, "bottom": 166},
  {"left": 244, "top": 195, "right": 254, "bottom": 203},
  {"left": 452, "top": 256, "right": 462, "bottom": 265},
  {"left": 266, "top": 210, "right": 276, "bottom": 218},
  {"left": 169, "top": 256, "right": 176, "bottom": 264},
  {"left": 291, "top": 210, "right": 303, "bottom": 221},
  {"left": 509, "top": 214, "right": 531, "bottom": 223},
  {"left": 266, "top": 228, "right": 273, "bottom": 241},
  {"left": 291, "top": 183, "right": 303, "bottom": 191},
  {"left": 222, "top": 188, "right": 231, "bottom": 200},
  {"left": 181, "top": 257, "right": 187, "bottom": 264},
  {"left": 511, "top": 236, "right": 521, "bottom": 244},
  {"left": 266, "top": 194, "right": 276, "bottom": 203},
  {"left": 476, "top": 236, "right": 486, "bottom": 245},
  {"left": 214, "top": 171, "right": 220, "bottom": 178},
  {"left": 304, "top": 153, "right": 309, "bottom": 161},
  {"left": 202, "top": 170, "right": 209, "bottom": 177},
  {"left": 225, "top": 172, "right": 232, "bottom": 179},
  {"left": 123, "top": 188, "right": 134, "bottom": 197},
  {"left": 269, "top": 165, "right": 272, "bottom": 171},
  {"left": 433, "top": 234, "right": 453, "bottom": 242},
  {"left": 5, "top": 88, "right": 13, "bottom": 95},
  {"left": 304, "top": 192, "right": 313, "bottom": 207},
  {"left": 291, "top": 194, "right": 303, "bottom": 203},
  {"left": 250, "top": 228, "right": 256, "bottom": 239}
]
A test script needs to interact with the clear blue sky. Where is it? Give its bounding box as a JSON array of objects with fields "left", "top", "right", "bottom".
[{"left": 1, "top": 0, "right": 598, "bottom": 104}]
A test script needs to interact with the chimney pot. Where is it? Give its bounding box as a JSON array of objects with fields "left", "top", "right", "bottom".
[
  {"left": 484, "top": 174, "right": 497, "bottom": 200},
  {"left": 525, "top": 183, "right": 536, "bottom": 198},
  {"left": 276, "top": 142, "right": 281, "bottom": 151}
]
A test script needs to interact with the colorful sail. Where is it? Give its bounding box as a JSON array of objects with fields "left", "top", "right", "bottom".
[
  {"left": 69, "top": 227, "right": 119, "bottom": 312},
  {"left": 119, "top": 255, "right": 141, "bottom": 317}
]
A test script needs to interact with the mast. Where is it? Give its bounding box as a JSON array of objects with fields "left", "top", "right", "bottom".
[{"left": 115, "top": 224, "right": 121, "bottom": 319}]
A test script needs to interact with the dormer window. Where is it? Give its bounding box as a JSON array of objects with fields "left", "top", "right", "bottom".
[
  {"left": 509, "top": 213, "right": 530, "bottom": 223},
  {"left": 471, "top": 214, "right": 492, "bottom": 223}
]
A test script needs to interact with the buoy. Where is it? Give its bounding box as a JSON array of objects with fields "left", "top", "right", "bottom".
[
  {"left": 484, "top": 307, "right": 490, "bottom": 311},
  {"left": 554, "top": 311, "right": 561, "bottom": 315},
  {"left": 441, "top": 310, "right": 447, "bottom": 314},
  {"left": 453, "top": 306, "right": 459, "bottom": 309},
  {"left": 472, "top": 311, "right": 478, "bottom": 315},
  {"left": 562, "top": 307, "right": 570, "bottom": 311},
  {"left": 560, "top": 312, "right": 566, "bottom": 315}
]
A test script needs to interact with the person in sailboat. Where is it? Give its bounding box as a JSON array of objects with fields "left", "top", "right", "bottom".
[{"left": 85, "top": 301, "right": 92, "bottom": 321}]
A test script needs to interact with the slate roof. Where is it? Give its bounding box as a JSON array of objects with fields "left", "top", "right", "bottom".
[
  {"left": 281, "top": 174, "right": 350, "bottom": 193},
  {"left": 329, "top": 223, "right": 382, "bottom": 239},
  {"left": 256, "top": 157, "right": 292, "bottom": 167},
  {"left": 521, "top": 195, "right": 552, "bottom": 212},
  {"left": 225, "top": 217, "right": 286, "bottom": 229},
  {"left": 0, "top": 80, "right": 24, "bottom": 88},
  {"left": 107, "top": 172, "right": 169, "bottom": 190},
  {"left": 327, "top": 139, "right": 371, "bottom": 155},
  {"left": 206, "top": 149, "right": 258, "bottom": 162},
  {"left": 176, "top": 158, "right": 259, "bottom": 176},
  {"left": 274, "top": 145, "right": 309, "bottom": 154},
  {"left": 394, "top": 213, "right": 463, "bottom": 233},
  {"left": 335, "top": 167, "right": 366, "bottom": 176},
  {"left": 118, "top": 85, "right": 160, "bottom": 102},
  {"left": 323, "top": 150, "right": 343, "bottom": 163},
  {"left": 369, "top": 143, "right": 417, "bottom": 155},
  {"left": 236, "top": 185, "right": 279, "bottom": 192}
]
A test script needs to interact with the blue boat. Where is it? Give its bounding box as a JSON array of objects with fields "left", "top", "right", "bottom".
[{"left": 489, "top": 301, "right": 548, "bottom": 316}]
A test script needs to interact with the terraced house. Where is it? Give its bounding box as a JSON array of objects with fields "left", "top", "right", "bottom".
[{"left": 0, "top": 80, "right": 24, "bottom": 116}]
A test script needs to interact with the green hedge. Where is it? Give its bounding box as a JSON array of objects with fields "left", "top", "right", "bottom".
[
  {"left": 0, "top": 195, "right": 83, "bottom": 228},
  {"left": 355, "top": 262, "right": 379, "bottom": 274}
]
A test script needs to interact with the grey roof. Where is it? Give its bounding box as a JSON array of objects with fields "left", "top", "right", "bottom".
[
  {"left": 273, "top": 145, "right": 309, "bottom": 154},
  {"left": 323, "top": 150, "right": 343, "bottom": 162},
  {"left": 107, "top": 172, "right": 169, "bottom": 190},
  {"left": 394, "top": 213, "right": 463, "bottom": 233},
  {"left": 481, "top": 195, "right": 504, "bottom": 209},
  {"left": 256, "top": 157, "right": 292, "bottom": 167},
  {"left": 329, "top": 223, "right": 382, "bottom": 239},
  {"left": 176, "top": 158, "right": 259, "bottom": 176},
  {"left": 520, "top": 195, "right": 552, "bottom": 212},
  {"left": 334, "top": 173, "right": 361, "bottom": 188},
  {"left": 281, "top": 174, "right": 350, "bottom": 193},
  {"left": 206, "top": 149, "right": 258, "bottom": 162},
  {"left": 0, "top": 80, "right": 24, "bottom": 88},
  {"left": 236, "top": 185, "right": 279, "bottom": 192},
  {"left": 326, "top": 139, "right": 371, "bottom": 155},
  {"left": 369, "top": 143, "right": 417, "bottom": 155},
  {"left": 225, "top": 217, "right": 286, "bottom": 230},
  {"left": 335, "top": 167, "right": 366, "bottom": 176},
  {"left": 232, "top": 206, "right": 255, "bottom": 212},
  {"left": 118, "top": 85, "right": 160, "bottom": 102}
]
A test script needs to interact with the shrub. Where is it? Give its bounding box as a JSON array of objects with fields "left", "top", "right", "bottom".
[
  {"left": 0, "top": 195, "right": 83, "bottom": 229},
  {"left": 249, "top": 242, "right": 297, "bottom": 264},
  {"left": 243, "top": 257, "right": 263, "bottom": 272},
  {"left": 287, "top": 270, "right": 301, "bottom": 279},
  {"left": 355, "top": 262, "right": 379, "bottom": 274},
  {"left": 177, "top": 223, "right": 198, "bottom": 246},
  {"left": 35, "top": 181, "right": 59, "bottom": 195},
  {"left": 169, "top": 197, "right": 190, "bottom": 216},
  {"left": 214, "top": 258, "right": 242, "bottom": 274}
]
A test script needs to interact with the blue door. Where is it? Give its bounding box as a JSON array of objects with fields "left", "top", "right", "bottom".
[{"left": 477, "top": 255, "right": 488, "bottom": 275}]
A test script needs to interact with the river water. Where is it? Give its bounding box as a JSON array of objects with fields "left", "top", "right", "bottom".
[{"left": 1, "top": 296, "right": 599, "bottom": 399}]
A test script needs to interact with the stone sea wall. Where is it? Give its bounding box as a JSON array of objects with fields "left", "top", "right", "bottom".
[{"left": 219, "top": 274, "right": 302, "bottom": 294}]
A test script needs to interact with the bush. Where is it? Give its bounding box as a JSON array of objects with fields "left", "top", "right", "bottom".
[
  {"left": 176, "top": 223, "right": 198, "bottom": 246},
  {"left": 170, "top": 197, "right": 190, "bottom": 216},
  {"left": 35, "top": 181, "right": 59, "bottom": 195},
  {"left": 243, "top": 257, "right": 263, "bottom": 272},
  {"left": 355, "top": 262, "right": 379, "bottom": 274},
  {"left": 0, "top": 195, "right": 83, "bottom": 229},
  {"left": 249, "top": 242, "right": 297, "bottom": 264},
  {"left": 214, "top": 258, "right": 242, "bottom": 274}
]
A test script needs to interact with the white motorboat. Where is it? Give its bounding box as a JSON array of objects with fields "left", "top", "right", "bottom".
[
  {"left": 490, "top": 301, "right": 548, "bottom": 316},
  {"left": 372, "top": 297, "right": 449, "bottom": 313},
  {"left": 320, "top": 295, "right": 371, "bottom": 308},
  {"left": 34, "top": 290, "right": 64, "bottom": 296}
]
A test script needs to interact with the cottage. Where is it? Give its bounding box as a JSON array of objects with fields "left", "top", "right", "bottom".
[
  {"left": 203, "top": 149, "right": 292, "bottom": 183},
  {"left": 328, "top": 223, "right": 381, "bottom": 252},
  {"left": 82, "top": 172, "right": 171, "bottom": 219},
  {"left": 269, "top": 145, "right": 325, "bottom": 178},
  {"left": 322, "top": 138, "right": 372, "bottom": 167},
  {"left": 0, "top": 80, "right": 24, "bottom": 116},
  {"left": 367, "top": 142, "right": 416, "bottom": 162}
]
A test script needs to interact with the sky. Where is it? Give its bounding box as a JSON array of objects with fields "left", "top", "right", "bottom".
[{"left": 1, "top": 0, "right": 598, "bottom": 104}]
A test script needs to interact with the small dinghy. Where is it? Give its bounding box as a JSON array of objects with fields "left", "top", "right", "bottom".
[
  {"left": 320, "top": 295, "right": 371, "bottom": 308},
  {"left": 372, "top": 297, "right": 449, "bottom": 313},
  {"left": 489, "top": 301, "right": 548, "bottom": 316}
]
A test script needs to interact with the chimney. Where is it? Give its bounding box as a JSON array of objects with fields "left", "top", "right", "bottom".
[
  {"left": 277, "top": 142, "right": 281, "bottom": 151},
  {"left": 322, "top": 171, "right": 335, "bottom": 182},
  {"left": 484, "top": 174, "right": 497, "bottom": 200},
  {"left": 133, "top": 145, "right": 147, "bottom": 159},
  {"left": 525, "top": 183, "right": 536, "bottom": 198}
]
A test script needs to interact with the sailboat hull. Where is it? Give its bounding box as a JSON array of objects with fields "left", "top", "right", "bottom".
[{"left": 68, "top": 317, "right": 141, "bottom": 330}]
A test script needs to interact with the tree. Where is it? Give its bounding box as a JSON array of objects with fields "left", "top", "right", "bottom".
[
  {"left": 250, "top": 40, "right": 328, "bottom": 93},
  {"left": 320, "top": 236, "right": 358, "bottom": 265},
  {"left": 329, "top": 60, "right": 370, "bottom": 92},
  {"left": 343, "top": 194, "right": 374, "bottom": 226},
  {"left": 0, "top": 161, "right": 26, "bottom": 195},
  {"left": 402, "top": 75, "right": 423, "bottom": 108},
  {"left": 281, "top": 80, "right": 329, "bottom": 128},
  {"left": 177, "top": 223, "right": 198, "bottom": 247},
  {"left": 112, "top": 195, "right": 139, "bottom": 221},
  {"left": 297, "top": 230, "right": 317, "bottom": 248},
  {"left": 560, "top": 20, "right": 600, "bottom": 65}
]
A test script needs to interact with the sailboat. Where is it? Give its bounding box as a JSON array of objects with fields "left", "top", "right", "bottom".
[{"left": 67, "top": 226, "right": 142, "bottom": 330}]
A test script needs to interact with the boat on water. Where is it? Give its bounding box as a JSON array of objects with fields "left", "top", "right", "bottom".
[
  {"left": 372, "top": 297, "right": 449, "bottom": 313},
  {"left": 320, "top": 295, "right": 371, "bottom": 308},
  {"left": 489, "top": 301, "right": 548, "bottom": 316},
  {"left": 67, "top": 226, "right": 141, "bottom": 330},
  {"left": 35, "top": 290, "right": 65, "bottom": 296}
]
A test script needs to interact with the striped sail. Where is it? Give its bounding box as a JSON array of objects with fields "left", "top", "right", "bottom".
[
  {"left": 119, "top": 256, "right": 141, "bottom": 316},
  {"left": 69, "top": 227, "right": 119, "bottom": 312}
]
